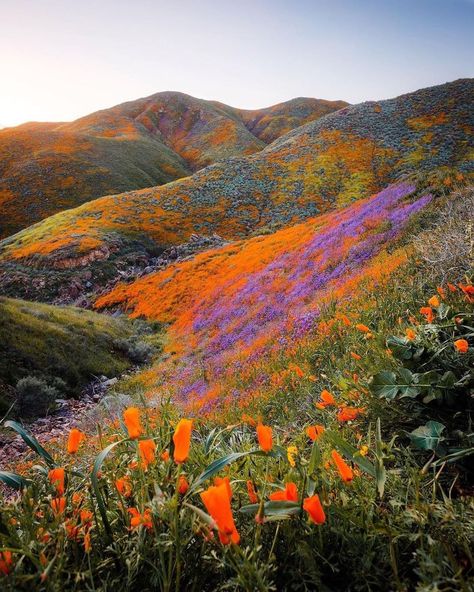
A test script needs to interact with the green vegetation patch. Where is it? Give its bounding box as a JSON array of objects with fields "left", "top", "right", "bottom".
[{"left": 0, "top": 298, "right": 139, "bottom": 415}]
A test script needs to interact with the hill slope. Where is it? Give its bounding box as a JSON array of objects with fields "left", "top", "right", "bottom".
[
  {"left": 0, "top": 93, "right": 345, "bottom": 238},
  {"left": 0, "top": 297, "right": 139, "bottom": 414},
  {"left": 0, "top": 79, "right": 471, "bottom": 301},
  {"left": 94, "top": 182, "right": 433, "bottom": 413}
]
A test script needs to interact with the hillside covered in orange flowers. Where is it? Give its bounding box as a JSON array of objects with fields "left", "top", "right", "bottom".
[
  {"left": 0, "top": 93, "right": 346, "bottom": 238},
  {"left": 0, "top": 79, "right": 471, "bottom": 302}
]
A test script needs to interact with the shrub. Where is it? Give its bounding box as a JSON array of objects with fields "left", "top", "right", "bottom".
[
  {"left": 370, "top": 282, "right": 474, "bottom": 471},
  {"left": 15, "top": 376, "right": 58, "bottom": 418},
  {"left": 414, "top": 186, "right": 474, "bottom": 282},
  {"left": 113, "top": 338, "right": 154, "bottom": 364}
]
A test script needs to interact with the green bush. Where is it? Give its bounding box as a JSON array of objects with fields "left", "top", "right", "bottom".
[
  {"left": 371, "top": 285, "right": 474, "bottom": 471},
  {"left": 15, "top": 376, "right": 58, "bottom": 418}
]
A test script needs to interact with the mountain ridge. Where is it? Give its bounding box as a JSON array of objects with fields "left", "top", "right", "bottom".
[
  {"left": 0, "top": 92, "right": 346, "bottom": 238},
  {"left": 0, "top": 78, "right": 471, "bottom": 303}
]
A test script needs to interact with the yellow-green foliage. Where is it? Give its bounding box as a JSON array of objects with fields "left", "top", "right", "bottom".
[{"left": 0, "top": 298, "right": 135, "bottom": 411}]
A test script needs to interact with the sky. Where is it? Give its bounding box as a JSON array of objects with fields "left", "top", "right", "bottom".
[{"left": 1, "top": 0, "right": 473, "bottom": 128}]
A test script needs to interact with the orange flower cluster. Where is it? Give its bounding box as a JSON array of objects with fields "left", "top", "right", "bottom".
[
  {"left": 316, "top": 390, "right": 336, "bottom": 409},
  {"left": 128, "top": 508, "right": 153, "bottom": 530},
  {"left": 138, "top": 439, "right": 156, "bottom": 469},
  {"left": 331, "top": 450, "right": 354, "bottom": 482},
  {"left": 0, "top": 551, "right": 13, "bottom": 576},
  {"left": 306, "top": 425, "right": 325, "bottom": 441}
]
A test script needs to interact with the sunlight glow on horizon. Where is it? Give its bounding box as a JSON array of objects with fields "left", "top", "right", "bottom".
[{"left": 1, "top": 0, "right": 473, "bottom": 128}]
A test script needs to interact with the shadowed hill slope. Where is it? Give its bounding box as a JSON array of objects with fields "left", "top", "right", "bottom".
[
  {"left": 0, "top": 79, "right": 471, "bottom": 301},
  {"left": 0, "top": 93, "right": 345, "bottom": 238},
  {"left": 214, "top": 97, "right": 348, "bottom": 143},
  {"left": 0, "top": 297, "right": 137, "bottom": 414}
]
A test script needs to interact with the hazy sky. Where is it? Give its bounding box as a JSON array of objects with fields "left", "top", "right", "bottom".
[{"left": 1, "top": 0, "right": 473, "bottom": 127}]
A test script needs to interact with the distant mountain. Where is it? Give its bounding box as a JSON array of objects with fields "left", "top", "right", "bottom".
[
  {"left": 0, "top": 93, "right": 346, "bottom": 238},
  {"left": 0, "top": 79, "right": 472, "bottom": 302}
]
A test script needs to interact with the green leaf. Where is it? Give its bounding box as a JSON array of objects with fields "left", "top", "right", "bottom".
[
  {"left": 4, "top": 420, "right": 55, "bottom": 467},
  {"left": 240, "top": 500, "right": 300, "bottom": 518},
  {"left": 387, "top": 336, "right": 413, "bottom": 360},
  {"left": 438, "top": 371, "right": 456, "bottom": 389},
  {"left": 0, "top": 471, "right": 29, "bottom": 490},
  {"left": 374, "top": 419, "right": 386, "bottom": 499},
  {"left": 190, "top": 450, "right": 269, "bottom": 492},
  {"left": 308, "top": 441, "right": 322, "bottom": 475},
  {"left": 324, "top": 430, "right": 376, "bottom": 477},
  {"left": 371, "top": 371, "right": 400, "bottom": 399},
  {"left": 432, "top": 447, "right": 474, "bottom": 465},
  {"left": 371, "top": 369, "right": 420, "bottom": 400},
  {"left": 91, "top": 439, "right": 125, "bottom": 540},
  {"left": 409, "top": 421, "right": 446, "bottom": 451},
  {"left": 397, "top": 368, "right": 420, "bottom": 398}
]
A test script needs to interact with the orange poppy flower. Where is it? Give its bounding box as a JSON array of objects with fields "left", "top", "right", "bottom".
[
  {"left": 48, "top": 468, "right": 65, "bottom": 495},
  {"left": 447, "top": 283, "right": 457, "bottom": 293},
  {"left": 350, "top": 352, "right": 362, "bottom": 360},
  {"left": 256, "top": 423, "right": 273, "bottom": 452},
  {"left": 178, "top": 474, "right": 189, "bottom": 495},
  {"left": 428, "top": 295, "right": 440, "bottom": 308},
  {"left": 316, "top": 389, "right": 336, "bottom": 409},
  {"left": 80, "top": 510, "right": 93, "bottom": 526},
  {"left": 331, "top": 450, "right": 354, "bottom": 482},
  {"left": 436, "top": 286, "right": 446, "bottom": 299},
  {"left": 214, "top": 476, "right": 232, "bottom": 500},
  {"left": 65, "top": 519, "right": 80, "bottom": 541},
  {"left": 405, "top": 328, "right": 416, "bottom": 341},
  {"left": 72, "top": 492, "right": 83, "bottom": 506},
  {"left": 138, "top": 439, "right": 156, "bottom": 468},
  {"left": 289, "top": 363, "right": 305, "bottom": 378},
  {"left": 303, "top": 495, "right": 326, "bottom": 525},
  {"left": 115, "top": 476, "right": 132, "bottom": 497},
  {"left": 454, "top": 339, "right": 469, "bottom": 354},
  {"left": 269, "top": 482, "right": 298, "bottom": 502},
  {"left": 67, "top": 428, "right": 85, "bottom": 454},
  {"left": 336, "top": 406, "right": 365, "bottom": 423},
  {"left": 50, "top": 496, "right": 66, "bottom": 516},
  {"left": 420, "top": 307, "right": 435, "bottom": 323},
  {"left": 173, "top": 419, "right": 193, "bottom": 463},
  {"left": 123, "top": 407, "right": 142, "bottom": 439},
  {"left": 128, "top": 507, "right": 153, "bottom": 530},
  {"left": 161, "top": 449, "right": 170, "bottom": 462},
  {"left": 459, "top": 284, "right": 474, "bottom": 303},
  {"left": 339, "top": 314, "right": 351, "bottom": 326},
  {"left": 0, "top": 551, "right": 13, "bottom": 576},
  {"left": 246, "top": 480, "right": 258, "bottom": 504},
  {"left": 241, "top": 413, "right": 257, "bottom": 426},
  {"left": 355, "top": 323, "right": 370, "bottom": 333},
  {"left": 200, "top": 482, "right": 240, "bottom": 545},
  {"left": 84, "top": 531, "right": 92, "bottom": 553},
  {"left": 306, "top": 425, "right": 325, "bottom": 441}
]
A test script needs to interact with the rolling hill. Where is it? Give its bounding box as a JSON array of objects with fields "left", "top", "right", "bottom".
[
  {"left": 0, "top": 79, "right": 471, "bottom": 302},
  {"left": 0, "top": 93, "right": 346, "bottom": 238}
]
